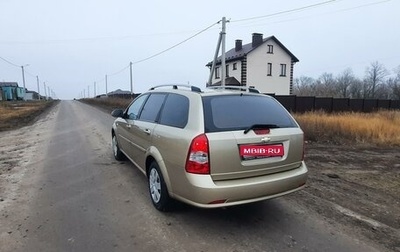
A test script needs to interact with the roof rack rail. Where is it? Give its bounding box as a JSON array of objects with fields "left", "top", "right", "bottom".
[
  {"left": 207, "top": 86, "right": 260, "bottom": 93},
  {"left": 149, "top": 84, "right": 202, "bottom": 92}
]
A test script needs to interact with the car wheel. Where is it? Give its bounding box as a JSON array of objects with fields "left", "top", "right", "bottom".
[
  {"left": 112, "top": 134, "right": 125, "bottom": 161},
  {"left": 148, "top": 161, "right": 172, "bottom": 211}
]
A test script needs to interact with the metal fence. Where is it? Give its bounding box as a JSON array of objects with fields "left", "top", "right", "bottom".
[{"left": 271, "top": 95, "right": 400, "bottom": 113}]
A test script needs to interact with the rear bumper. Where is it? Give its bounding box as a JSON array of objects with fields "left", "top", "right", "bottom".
[{"left": 174, "top": 161, "right": 308, "bottom": 208}]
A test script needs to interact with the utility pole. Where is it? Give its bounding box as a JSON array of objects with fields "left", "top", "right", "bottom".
[
  {"left": 208, "top": 17, "right": 227, "bottom": 86},
  {"left": 130, "top": 62, "right": 133, "bottom": 94},
  {"left": 221, "top": 17, "right": 226, "bottom": 87},
  {"left": 21, "top": 65, "right": 26, "bottom": 89},
  {"left": 84, "top": 89, "right": 86, "bottom": 98},
  {"left": 105, "top": 75, "right": 108, "bottom": 97},
  {"left": 43, "top": 82, "right": 47, "bottom": 100},
  {"left": 48, "top": 86, "right": 51, "bottom": 99},
  {"left": 36, "top": 76, "right": 40, "bottom": 100}
]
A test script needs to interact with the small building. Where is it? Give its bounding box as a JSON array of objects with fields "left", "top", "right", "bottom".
[
  {"left": 0, "top": 82, "right": 26, "bottom": 101},
  {"left": 107, "top": 89, "right": 134, "bottom": 99},
  {"left": 206, "top": 33, "right": 299, "bottom": 95},
  {"left": 25, "top": 90, "right": 40, "bottom": 100}
]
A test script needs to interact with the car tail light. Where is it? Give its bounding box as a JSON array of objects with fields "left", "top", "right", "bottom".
[
  {"left": 186, "top": 134, "right": 210, "bottom": 174},
  {"left": 302, "top": 134, "right": 305, "bottom": 161}
]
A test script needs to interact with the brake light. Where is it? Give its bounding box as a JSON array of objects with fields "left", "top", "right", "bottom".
[
  {"left": 254, "top": 129, "right": 270, "bottom": 135},
  {"left": 186, "top": 134, "right": 210, "bottom": 174}
]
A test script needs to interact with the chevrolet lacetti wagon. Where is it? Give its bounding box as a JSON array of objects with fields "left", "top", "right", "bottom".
[{"left": 111, "top": 85, "right": 307, "bottom": 211}]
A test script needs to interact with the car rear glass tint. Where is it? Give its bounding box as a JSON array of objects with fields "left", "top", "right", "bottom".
[
  {"left": 203, "top": 94, "right": 297, "bottom": 133},
  {"left": 159, "top": 94, "right": 189, "bottom": 128}
]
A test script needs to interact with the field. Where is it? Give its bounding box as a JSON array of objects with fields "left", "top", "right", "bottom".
[
  {"left": 0, "top": 100, "right": 58, "bottom": 131},
  {"left": 295, "top": 110, "right": 400, "bottom": 146}
]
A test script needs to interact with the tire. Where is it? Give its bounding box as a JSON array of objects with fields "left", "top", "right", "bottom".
[
  {"left": 112, "top": 134, "right": 125, "bottom": 161},
  {"left": 148, "top": 161, "right": 172, "bottom": 211}
]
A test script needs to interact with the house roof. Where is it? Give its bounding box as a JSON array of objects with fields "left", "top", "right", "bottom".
[
  {"left": 209, "top": 77, "right": 241, "bottom": 86},
  {"left": 0, "top": 82, "right": 18, "bottom": 87},
  {"left": 206, "top": 35, "right": 299, "bottom": 66},
  {"left": 107, "top": 89, "right": 132, "bottom": 95}
]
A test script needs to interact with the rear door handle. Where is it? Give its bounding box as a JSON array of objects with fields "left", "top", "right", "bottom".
[
  {"left": 144, "top": 128, "right": 151, "bottom": 135},
  {"left": 126, "top": 124, "right": 132, "bottom": 129}
]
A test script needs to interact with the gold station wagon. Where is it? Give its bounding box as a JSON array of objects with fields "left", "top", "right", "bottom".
[{"left": 111, "top": 85, "right": 307, "bottom": 211}]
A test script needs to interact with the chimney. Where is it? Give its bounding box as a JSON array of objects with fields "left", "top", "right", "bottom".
[
  {"left": 235, "top": 40, "right": 242, "bottom": 51},
  {"left": 252, "top": 33, "right": 263, "bottom": 47}
]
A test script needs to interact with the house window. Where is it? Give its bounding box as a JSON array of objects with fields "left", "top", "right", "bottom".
[
  {"left": 280, "top": 64, "right": 287, "bottom": 77},
  {"left": 215, "top": 67, "right": 220, "bottom": 79},
  {"left": 226, "top": 65, "right": 229, "bottom": 77},
  {"left": 233, "top": 63, "right": 237, "bottom": 70},
  {"left": 267, "top": 45, "right": 273, "bottom": 54},
  {"left": 267, "top": 63, "right": 272, "bottom": 76}
]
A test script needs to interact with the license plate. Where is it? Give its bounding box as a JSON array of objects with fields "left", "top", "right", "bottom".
[{"left": 240, "top": 144, "right": 284, "bottom": 159}]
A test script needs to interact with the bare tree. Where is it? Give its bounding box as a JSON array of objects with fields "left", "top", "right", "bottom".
[
  {"left": 315, "top": 72, "right": 336, "bottom": 97},
  {"left": 375, "top": 82, "right": 391, "bottom": 99},
  {"left": 364, "top": 61, "right": 387, "bottom": 98},
  {"left": 387, "top": 65, "right": 400, "bottom": 99},
  {"left": 349, "top": 79, "right": 364, "bottom": 98},
  {"left": 293, "top": 76, "right": 315, "bottom": 96},
  {"left": 335, "top": 68, "right": 355, "bottom": 98}
]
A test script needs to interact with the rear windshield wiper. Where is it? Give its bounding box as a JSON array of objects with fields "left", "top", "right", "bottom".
[{"left": 244, "top": 124, "right": 280, "bottom": 134}]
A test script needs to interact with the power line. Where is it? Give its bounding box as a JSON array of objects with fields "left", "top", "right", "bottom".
[
  {"left": 94, "top": 64, "right": 130, "bottom": 84},
  {"left": 0, "top": 56, "right": 20, "bottom": 68},
  {"left": 88, "top": 21, "right": 219, "bottom": 95},
  {"left": 230, "top": 0, "right": 392, "bottom": 32},
  {"left": 108, "top": 64, "right": 130, "bottom": 77},
  {"left": 91, "top": 21, "right": 219, "bottom": 87},
  {"left": 324, "top": 0, "right": 391, "bottom": 14},
  {"left": 0, "top": 29, "right": 217, "bottom": 45},
  {"left": 231, "top": 0, "right": 338, "bottom": 23},
  {"left": 132, "top": 21, "right": 219, "bottom": 65}
]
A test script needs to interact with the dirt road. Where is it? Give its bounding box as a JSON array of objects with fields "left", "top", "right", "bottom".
[{"left": 0, "top": 100, "right": 398, "bottom": 251}]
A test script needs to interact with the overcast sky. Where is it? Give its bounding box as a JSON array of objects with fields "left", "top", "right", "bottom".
[{"left": 1, "top": 0, "right": 399, "bottom": 100}]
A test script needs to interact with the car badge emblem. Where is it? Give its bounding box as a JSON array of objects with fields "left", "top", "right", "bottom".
[{"left": 261, "top": 137, "right": 271, "bottom": 143}]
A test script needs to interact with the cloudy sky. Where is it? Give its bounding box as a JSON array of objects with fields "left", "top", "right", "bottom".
[{"left": 0, "top": 0, "right": 399, "bottom": 99}]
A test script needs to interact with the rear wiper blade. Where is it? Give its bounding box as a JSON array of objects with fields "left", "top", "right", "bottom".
[{"left": 244, "top": 124, "right": 280, "bottom": 134}]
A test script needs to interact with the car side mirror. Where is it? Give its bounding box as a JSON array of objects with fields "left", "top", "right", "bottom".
[{"left": 111, "top": 109, "right": 124, "bottom": 118}]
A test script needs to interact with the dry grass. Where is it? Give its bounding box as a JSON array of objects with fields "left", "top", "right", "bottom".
[
  {"left": 0, "top": 100, "right": 57, "bottom": 131},
  {"left": 294, "top": 110, "right": 400, "bottom": 145},
  {"left": 80, "top": 97, "right": 132, "bottom": 112}
]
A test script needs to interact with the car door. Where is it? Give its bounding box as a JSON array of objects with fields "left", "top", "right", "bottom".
[
  {"left": 125, "top": 93, "right": 167, "bottom": 171},
  {"left": 117, "top": 94, "right": 149, "bottom": 159}
]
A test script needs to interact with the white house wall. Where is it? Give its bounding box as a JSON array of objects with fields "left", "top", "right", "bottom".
[
  {"left": 228, "top": 61, "right": 242, "bottom": 82},
  {"left": 247, "top": 40, "right": 292, "bottom": 95},
  {"left": 211, "top": 61, "right": 242, "bottom": 84}
]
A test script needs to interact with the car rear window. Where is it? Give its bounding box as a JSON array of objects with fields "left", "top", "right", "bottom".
[
  {"left": 202, "top": 94, "right": 297, "bottom": 133},
  {"left": 159, "top": 94, "right": 189, "bottom": 128}
]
